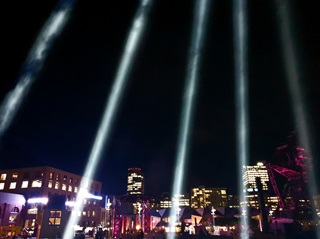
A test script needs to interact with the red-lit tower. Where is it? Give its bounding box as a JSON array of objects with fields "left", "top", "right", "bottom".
[{"left": 265, "top": 132, "right": 314, "bottom": 220}]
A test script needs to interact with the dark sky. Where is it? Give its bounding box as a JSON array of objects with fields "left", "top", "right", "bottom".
[{"left": 1, "top": 0, "right": 320, "bottom": 196}]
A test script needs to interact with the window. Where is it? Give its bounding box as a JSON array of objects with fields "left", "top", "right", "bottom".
[
  {"left": 0, "top": 174, "right": 7, "bottom": 180},
  {"left": 55, "top": 182, "right": 60, "bottom": 190},
  {"left": 68, "top": 185, "right": 72, "bottom": 192},
  {"left": 48, "top": 210, "right": 62, "bottom": 225},
  {"left": 74, "top": 186, "right": 78, "bottom": 193},
  {"left": 9, "top": 182, "right": 17, "bottom": 189},
  {"left": 56, "top": 174, "right": 60, "bottom": 181},
  {"left": 48, "top": 180, "right": 53, "bottom": 188},
  {"left": 63, "top": 175, "right": 67, "bottom": 181},
  {"left": 62, "top": 184, "right": 67, "bottom": 191},
  {"left": 69, "top": 178, "right": 73, "bottom": 184},
  {"left": 49, "top": 172, "right": 54, "bottom": 179},
  {"left": 32, "top": 180, "right": 42, "bottom": 188},
  {"left": 12, "top": 173, "right": 19, "bottom": 179},
  {"left": 21, "top": 181, "right": 29, "bottom": 188},
  {"left": 0, "top": 182, "right": 5, "bottom": 190},
  {"left": 28, "top": 207, "right": 38, "bottom": 214}
]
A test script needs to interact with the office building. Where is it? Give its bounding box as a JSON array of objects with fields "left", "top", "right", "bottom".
[
  {"left": 243, "top": 162, "right": 269, "bottom": 192},
  {"left": 0, "top": 166, "right": 102, "bottom": 232},
  {"left": 127, "top": 168, "right": 144, "bottom": 195},
  {"left": 190, "top": 186, "right": 227, "bottom": 208}
]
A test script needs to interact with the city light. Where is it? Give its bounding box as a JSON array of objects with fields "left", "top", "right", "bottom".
[
  {"left": 63, "top": 1, "right": 154, "bottom": 239},
  {"left": 233, "top": 0, "right": 249, "bottom": 238},
  {"left": 27, "top": 197, "right": 49, "bottom": 205},
  {"left": 169, "top": 0, "right": 211, "bottom": 236}
]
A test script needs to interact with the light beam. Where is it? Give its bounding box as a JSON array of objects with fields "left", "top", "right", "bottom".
[
  {"left": 233, "top": 0, "right": 249, "bottom": 238},
  {"left": 275, "top": 1, "right": 320, "bottom": 237},
  {"left": 0, "top": 0, "right": 75, "bottom": 138},
  {"left": 63, "top": 1, "right": 153, "bottom": 239},
  {"left": 168, "top": 0, "right": 211, "bottom": 237}
]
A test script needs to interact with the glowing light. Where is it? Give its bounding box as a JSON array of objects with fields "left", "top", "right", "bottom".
[
  {"left": 233, "top": 0, "right": 249, "bottom": 238},
  {"left": 275, "top": 1, "right": 320, "bottom": 237},
  {"left": 168, "top": 0, "right": 211, "bottom": 237},
  {"left": 27, "top": 197, "right": 48, "bottom": 205},
  {"left": 63, "top": 1, "right": 153, "bottom": 239},
  {"left": 65, "top": 201, "right": 75, "bottom": 207},
  {"left": 0, "top": 0, "right": 75, "bottom": 138}
]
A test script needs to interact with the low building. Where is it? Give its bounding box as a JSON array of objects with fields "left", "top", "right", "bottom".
[{"left": 0, "top": 166, "right": 103, "bottom": 237}]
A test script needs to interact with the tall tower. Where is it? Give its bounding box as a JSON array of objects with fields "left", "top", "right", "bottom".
[
  {"left": 242, "top": 162, "right": 270, "bottom": 209},
  {"left": 127, "top": 167, "right": 144, "bottom": 195},
  {"left": 243, "top": 162, "right": 269, "bottom": 192}
]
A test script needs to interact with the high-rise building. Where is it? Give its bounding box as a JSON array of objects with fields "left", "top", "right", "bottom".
[
  {"left": 242, "top": 162, "right": 270, "bottom": 208},
  {"left": 243, "top": 162, "right": 269, "bottom": 192},
  {"left": 190, "top": 186, "right": 227, "bottom": 208},
  {"left": 127, "top": 167, "right": 144, "bottom": 195}
]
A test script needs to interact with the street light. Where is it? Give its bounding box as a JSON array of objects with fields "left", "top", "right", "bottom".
[{"left": 211, "top": 206, "right": 216, "bottom": 228}]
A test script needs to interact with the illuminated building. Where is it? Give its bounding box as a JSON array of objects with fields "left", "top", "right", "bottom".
[
  {"left": 243, "top": 162, "right": 269, "bottom": 191},
  {"left": 160, "top": 192, "right": 171, "bottom": 208},
  {"left": 127, "top": 168, "right": 144, "bottom": 195},
  {"left": 172, "top": 194, "right": 190, "bottom": 207},
  {"left": 0, "top": 166, "right": 102, "bottom": 234},
  {"left": 242, "top": 162, "right": 271, "bottom": 209},
  {"left": 190, "top": 186, "right": 227, "bottom": 208}
]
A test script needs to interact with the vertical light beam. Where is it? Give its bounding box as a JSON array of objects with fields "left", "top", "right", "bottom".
[
  {"left": 275, "top": 1, "right": 320, "bottom": 237},
  {"left": 63, "top": 1, "right": 153, "bottom": 239},
  {"left": 0, "top": 0, "right": 75, "bottom": 138},
  {"left": 233, "top": 0, "right": 249, "bottom": 238},
  {"left": 168, "top": 0, "right": 211, "bottom": 236}
]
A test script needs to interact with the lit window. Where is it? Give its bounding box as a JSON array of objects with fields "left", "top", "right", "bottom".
[
  {"left": 49, "top": 210, "right": 62, "bottom": 225},
  {"left": 21, "top": 181, "right": 29, "bottom": 188},
  {"left": 64, "top": 175, "right": 67, "bottom": 181},
  {"left": 49, "top": 172, "right": 54, "bottom": 179},
  {"left": 12, "top": 173, "right": 19, "bottom": 179},
  {"left": 55, "top": 182, "right": 60, "bottom": 190},
  {"left": 68, "top": 185, "right": 72, "bottom": 192},
  {"left": 32, "top": 180, "right": 42, "bottom": 188},
  {"left": 56, "top": 174, "right": 60, "bottom": 181},
  {"left": 28, "top": 207, "right": 38, "bottom": 214},
  {"left": 0, "top": 174, "right": 7, "bottom": 180},
  {"left": 48, "top": 180, "right": 53, "bottom": 188},
  {"left": 62, "top": 184, "right": 66, "bottom": 191},
  {"left": 69, "top": 178, "right": 73, "bottom": 183},
  {"left": 10, "top": 182, "right": 17, "bottom": 189},
  {"left": 74, "top": 187, "right": 78, "bottom": 193},
  {"left": 92, "top": 210, "right": 96, "bottom": 217},
  {"left": 0, "top": 183, "right": 5, "bottom": 190}
]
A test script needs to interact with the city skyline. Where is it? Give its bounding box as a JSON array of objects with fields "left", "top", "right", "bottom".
[{"left": 1, "top": 0, "right": 320, "bottom": 196}]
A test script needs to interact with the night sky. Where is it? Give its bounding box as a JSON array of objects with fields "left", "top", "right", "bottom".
[{"left": 1, "top": 0, "right": 320, "bottom": 196}]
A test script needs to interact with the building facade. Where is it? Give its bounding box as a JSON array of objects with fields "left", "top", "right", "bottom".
[
  {"left": 127, "top": 168, "right": 144, "bottom": 195},
  {"left": 190, "top": 186, "right": 227, "bottom": 208},
  {"left": 243, "top": 162, "right": 269, "bottom": 192},
  {"left": 0, "top": 166, "right": 103, "bottom": 236}
]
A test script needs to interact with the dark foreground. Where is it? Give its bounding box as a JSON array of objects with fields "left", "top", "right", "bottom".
[{"left": 143, "top": 230, "right": 319, "bottom": 239}]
